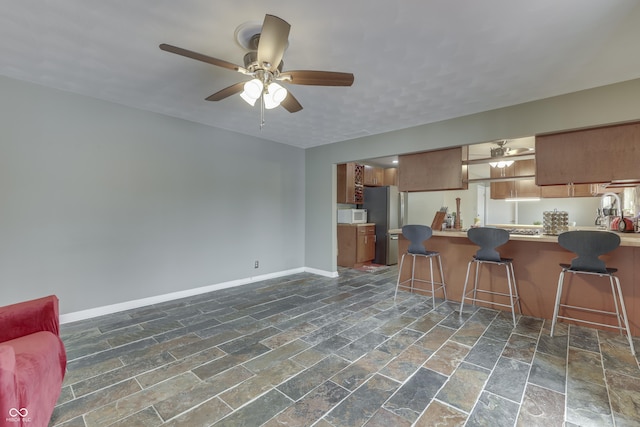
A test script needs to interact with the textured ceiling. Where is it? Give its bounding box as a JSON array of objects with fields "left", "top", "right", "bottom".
[{"left": 1, "top": 1, "right": 640, "bottom": 149}]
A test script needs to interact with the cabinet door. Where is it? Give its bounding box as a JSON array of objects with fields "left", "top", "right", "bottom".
[
  {"left": 398, "top": 147, "right": 467, "bottom": 192},
  {"left": 514, "top": 160, "right": 540, "bottom": 197},
  {"left": 337, "top": 225, "right": 357, "bottom": 267},
  {"left": 490, "top": 163, "right": 515, "bottom": 199},
  {"left": 356, "top": 225, "right": 376, "bottom": 263},
  {"left": 571, "top": 184, "right": 597, "bottom": 197},
  {"left": 364, "top": 166, "right": 384, "bottom": 186},
  {"left": 541, "top": 183, "right": 596, "bottom": 198},
  {"left": 337, "top": 163, "right": 365, "bottom": 204},
  {"left": 383, "top": 168, "right": 398, "bottom": 186},
  {"left": 536, "top": 121, "right": 640, "bottom": 185},
  {"left": 490, "top": 159, "right": 539, "bottom": 199},
  {"left": 540, "top": 185, "right": 572, "bottom": 198}
]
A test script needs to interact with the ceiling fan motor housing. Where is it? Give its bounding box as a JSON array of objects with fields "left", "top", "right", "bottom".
[
  {"left": 491, "top": 140, "right": 509, "bottom": 157},
  {"left": 243, "top": 51, "right": 283, "bottom": 73}
]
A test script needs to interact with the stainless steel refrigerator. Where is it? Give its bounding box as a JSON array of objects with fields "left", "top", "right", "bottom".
[{"left": 363, "top": 185, "right": 402, "bottom": 265}]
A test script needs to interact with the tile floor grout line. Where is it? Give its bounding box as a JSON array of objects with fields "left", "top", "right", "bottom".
[
  {"left": 513, "top": 316, "right": 548, "bottom": 423},
  {"left": 597, "top": 328, "right": 619, "bottom": 427},
  {"left": 52, "top": 267, "right": 640, "bottom": 427}
]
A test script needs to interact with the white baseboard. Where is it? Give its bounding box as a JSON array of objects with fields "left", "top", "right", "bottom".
[
  {"left": 304, "top": 267, "right": 339, "bottom": 278},
  {"left": 60, "top": 266, "right": 337, "bottom": 324}
]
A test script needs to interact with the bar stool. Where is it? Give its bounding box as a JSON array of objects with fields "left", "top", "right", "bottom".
[
  {"left": 459, "top": 227, "right": 521, "bottom": 327},
  {"left": 551, "top": 230, "right": 635, "bottom": 355},
  {"left": 394, "top": 225, "right": 447, "bottom": 307}
]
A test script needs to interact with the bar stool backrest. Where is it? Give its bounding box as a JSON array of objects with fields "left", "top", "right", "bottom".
[
  {"left": 557, "top": 230, "right": 620, "bottom": 273},
  {"left": 402, "top": 225, "right": 433, "bottom": 255},
  {"left": 467, "top": 227, "right": 509, "bottom": 262}
]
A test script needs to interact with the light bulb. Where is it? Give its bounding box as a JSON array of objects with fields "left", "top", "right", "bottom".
[
  {"left": 243, "top": 79, "right": 263, "bottom": 99},
  {"left": 263, "top": 92, "right": 279, "bottom": 109},
  {"left": 267, "top": 82, "right": 287, "bottom": 103},
  {"left": 240, "top": 91, "right": 257, "bottom": 106}
]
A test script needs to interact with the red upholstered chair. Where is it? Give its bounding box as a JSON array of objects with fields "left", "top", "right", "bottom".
[{"left": 0, "top": 295, "right": 67, "bottom": 427}]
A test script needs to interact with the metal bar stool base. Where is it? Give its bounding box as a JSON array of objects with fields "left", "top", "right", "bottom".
[
  {"left": 394, "top": 252, "right": 447, "bottom": 307},
  {"left": 551, "top": 268, "right": 635, "bottom": 356},
  {"left": 459, "top": 259, "right": 521, "bottom": 327}
]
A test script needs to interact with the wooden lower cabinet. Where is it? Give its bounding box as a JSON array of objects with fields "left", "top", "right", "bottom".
[{"left": 337, "top": 224, "right": 376, "bottom": 267}]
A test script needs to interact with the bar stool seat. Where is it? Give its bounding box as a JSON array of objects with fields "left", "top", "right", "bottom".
[
  {"left": 394, "top": 225, "right": 447, "bottom": 307},
  {"left": 459, "top": 227, "right": 521, "bottom": 327},
  {"left": 551, "top": 230, "right": 635, "bottom": 355}
]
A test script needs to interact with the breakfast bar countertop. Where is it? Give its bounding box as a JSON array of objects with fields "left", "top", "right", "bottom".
[
  {"left": 388, "top": 227, "right": 640, "bottom": 247},
  {"left": 392, "top": 225, "right": 640, "bottom": 336}
]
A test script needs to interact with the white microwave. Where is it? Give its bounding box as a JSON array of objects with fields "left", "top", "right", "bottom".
[{"left": 338, "top": 209, "right": 367, "bottom": 224}]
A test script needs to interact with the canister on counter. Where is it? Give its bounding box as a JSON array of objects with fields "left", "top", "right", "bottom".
[{"left": 542, "top": 209, "right": 569, "bottom": 235}]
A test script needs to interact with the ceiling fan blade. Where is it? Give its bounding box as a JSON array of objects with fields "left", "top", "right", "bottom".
[
  {"left": 160, "top": 43, "right": 246, "bottom": 73},
  {"left": 205, "top": 82, "right": 246, "bottom": 101},
  {"left": 280, "top": 70, "right": 354, "bottom": 86},
  {"left": 257, "top": 15, "right": 290, "bottom": 72},
  {"left": 506, "top": 147, "right": 534, "bottom": 155},
  {"left": 281, "top": 91, "right": 303, "bottom": 113}
]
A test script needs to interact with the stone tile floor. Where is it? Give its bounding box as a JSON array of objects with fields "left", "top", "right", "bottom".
[{"left": 51, "top": 266, "right": 640, "bottom": 426}]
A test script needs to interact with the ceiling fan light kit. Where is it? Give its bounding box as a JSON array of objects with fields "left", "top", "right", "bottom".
[
  {"left": 159, "top": 14, "right": 354, "bottom": 127},
  {"left": 489, "top": 160, "right": 514, "bottom": 168}
]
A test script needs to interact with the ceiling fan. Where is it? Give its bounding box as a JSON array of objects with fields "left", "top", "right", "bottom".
[
  {"left": 490, "top": 140, "right": 531, "bottom": 157},
  {"left": 489, "top": 140, "right": 533, "bottom": 168},
  {"left": 159, "top": 14, "right": 354, "bottom": 121}
]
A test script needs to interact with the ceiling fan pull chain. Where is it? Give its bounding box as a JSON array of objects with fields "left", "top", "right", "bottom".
[{"left": 260, "top": 92, "right": 265, "bottom": 129}]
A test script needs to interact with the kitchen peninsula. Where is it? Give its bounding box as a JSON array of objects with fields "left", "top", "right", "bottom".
[{"left": 391, "top": 228, "right": 640, "bottom": 336}]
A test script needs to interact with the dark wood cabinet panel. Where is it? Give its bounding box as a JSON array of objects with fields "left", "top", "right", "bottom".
[
  {"left": 398, "top": 147, "right": 467, "bottom": 192},
  {"left": 536, "top": 121, "right": 640, "bottom": 185},
  {"left": 337, "top": 162, "right": 364, "bottom": 204},
  {"left": 337, "top": 224, "right": 375, "bottom": 267},
  {"left": 383, "top": 168, "right": 398, "bottom": 186},
  {"left": 490, "top": 159, "right": 539, "bottom": 199},
  {"left": 540, "top": 183, "right": 597, "bottom": 198},
  {"left": 364, "top": 165, "right": 384, "bottom": 186}
]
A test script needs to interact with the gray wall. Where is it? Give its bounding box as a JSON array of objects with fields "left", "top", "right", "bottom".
[
  {"left": 305, "top": 78, "right": 640, "bottom": 273},
  {"left": 0, "top": 76, "right": 305, "bottom": 314}
]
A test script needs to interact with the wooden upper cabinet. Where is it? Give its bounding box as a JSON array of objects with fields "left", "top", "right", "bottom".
[
  {"left": 536, "top": 121, "right": 640, "bottom": 185},
  {"left": 363, "top": 165, "right": 384, "bottom": 186},
  {"left": 337, "top": 162, "right": 364, "bottom": 204},
  {"left": 398, "top": 147, "right": 468, "bottom": 192},
  {"left": 490, "top": 159, "right": 540, "bottom": 199},
  {"left": 383, "top": 168, "right": 398, "bottom": 186},
  {"left": 490, "top": 163, "right": 515, "bottom": 199},
  {"left": 540, "top": 183, "right": 598, "bottom": 198}
]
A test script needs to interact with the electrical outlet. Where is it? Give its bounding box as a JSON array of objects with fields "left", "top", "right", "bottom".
[{"left": 254, "top": 260, "right": 259, "bottom": 269}]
